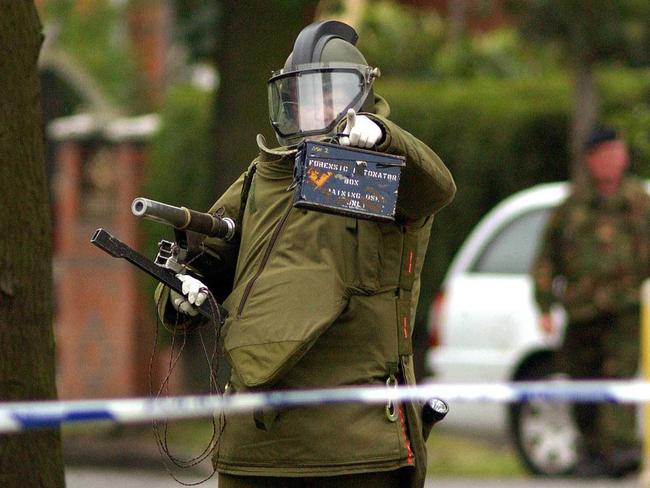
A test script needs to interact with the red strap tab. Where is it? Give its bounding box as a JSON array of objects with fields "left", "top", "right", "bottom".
[{"left": 398, "top": 405, "right": 414, "bottom": 465}]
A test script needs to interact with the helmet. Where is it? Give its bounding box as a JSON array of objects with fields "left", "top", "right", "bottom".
[{"left": 268, "top": 20, "right": 380, "bottom": 147}]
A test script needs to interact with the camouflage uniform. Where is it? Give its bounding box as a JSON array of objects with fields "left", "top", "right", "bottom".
[{"left": 532, "top": 176, "right": 650, "bottom": 457}]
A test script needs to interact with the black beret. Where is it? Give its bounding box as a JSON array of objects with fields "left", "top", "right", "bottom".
[{"left": 585, "top": 125, "right": 618, "bottom": 150}]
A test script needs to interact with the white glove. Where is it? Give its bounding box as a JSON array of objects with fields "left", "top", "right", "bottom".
[
  {"left": 340, "top": 108, "right": 383, "bottom": 149},
  {"left": 171, "top": 274, "right": 208, "bottom": 316}
]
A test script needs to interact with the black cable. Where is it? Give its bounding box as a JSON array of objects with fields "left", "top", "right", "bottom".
[{"left": 150, "top": 291, "right": 225, "bottom": 485}]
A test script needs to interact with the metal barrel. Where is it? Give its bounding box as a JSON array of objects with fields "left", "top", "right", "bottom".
[
  {"left": 131, "top": 198, "right": 189, "bottom": 228},
  {"left": 131, "top": 197, "right": 235, "bottom": 239}
]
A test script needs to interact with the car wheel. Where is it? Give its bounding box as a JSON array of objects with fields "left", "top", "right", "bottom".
[{"left": 509, "top": 357, "right": 579, "bottom": 476}]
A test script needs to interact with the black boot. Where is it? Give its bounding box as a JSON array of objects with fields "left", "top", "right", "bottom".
[
  {"left": 572, "top": 453, "right": 611, "bottom": 478},
  {"left": 606, "top": 447, "right": 641, "bottom": 478}
]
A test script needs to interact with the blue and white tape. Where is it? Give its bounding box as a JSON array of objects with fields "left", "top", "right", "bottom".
[{"left": 2, "top": 380, "right": 650, "bottom": 433}]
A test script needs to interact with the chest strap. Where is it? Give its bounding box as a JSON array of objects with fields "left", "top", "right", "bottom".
[{"left": 234, "top": 163, "right": 258, "bottom": 246}]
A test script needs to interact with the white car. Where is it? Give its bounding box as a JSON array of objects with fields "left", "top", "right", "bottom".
[{"left": 426, "top": 180, "right": 650, "bottom": 476}]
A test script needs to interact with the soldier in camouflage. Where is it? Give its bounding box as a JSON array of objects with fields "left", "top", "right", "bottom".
[{"left": 532, "top": 125, "right": 650, "bottom": 477}]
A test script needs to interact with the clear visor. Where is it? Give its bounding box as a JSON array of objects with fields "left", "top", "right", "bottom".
[{"left": 268, "top": 63, "right": 376, "bottom": 146}]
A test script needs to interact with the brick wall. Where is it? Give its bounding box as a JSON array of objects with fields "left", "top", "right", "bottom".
[{"left": 50, "top": 114, "right": 160, "bottom": 399}]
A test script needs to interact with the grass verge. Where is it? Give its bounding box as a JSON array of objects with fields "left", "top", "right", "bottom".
[
  {"left": 427, "top": 429, "right": 525, "bottom": 477},
  {"left": 63, "top": 420, "right": 526, "bottom": 478}
]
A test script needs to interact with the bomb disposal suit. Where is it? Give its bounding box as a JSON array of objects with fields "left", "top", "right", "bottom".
[{"left": 155, "top": 21, "right": 456, "bottom": 488}]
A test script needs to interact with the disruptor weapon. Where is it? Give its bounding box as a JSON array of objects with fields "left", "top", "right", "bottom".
[
  {"left": 91, "top": 198, "right": 236, "bottom": 321},
  {"left": 130, "top": 197, "right": 235, "bottom": 275}
]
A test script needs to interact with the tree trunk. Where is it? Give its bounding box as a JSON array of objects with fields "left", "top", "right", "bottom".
[
  {"left": 570, "top": 56, "right": 598, "bottom": 180},
  {"left": 0, "top": 3, "right": 65, "bottom": 487},
  {"left": 211, "top": 0, "right": 319, "bottom": 195}
]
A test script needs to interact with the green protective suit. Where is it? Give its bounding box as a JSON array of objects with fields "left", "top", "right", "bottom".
[{"left": 155, "top": 96, "right": 456, "bottom": 487}]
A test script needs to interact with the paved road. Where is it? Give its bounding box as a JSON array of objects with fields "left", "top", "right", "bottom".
[{"left": 65, "top": 468, "right": 641, "bottom": 487}]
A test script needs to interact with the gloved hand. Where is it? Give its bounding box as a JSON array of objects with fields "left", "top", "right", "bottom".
[
  {"left": 339, "top": 108, "right": 383, "bottom": 149},
  {"left": 170, "top": 273, "right": 208, "bottom": 316}
]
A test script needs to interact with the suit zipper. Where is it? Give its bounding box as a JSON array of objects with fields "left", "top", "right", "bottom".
[{"left": 236, "top": 204, "right": 293, "bottom": 318}]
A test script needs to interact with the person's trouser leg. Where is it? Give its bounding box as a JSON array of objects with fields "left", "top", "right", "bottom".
[
  {"left": 303, "top": 469, "right": 410, "bottom": 488},
  {"left": 218, "top": 468, "right": 409, "bottom": 488},
  {"left": 555, "top": 318, "right": 604, "bottom": 457},
  {"left": 600, "top": 310, "right": 640, "bottom": 453},
  {"left": 218, "top": 473, "right": 310, "bottom": 488}
]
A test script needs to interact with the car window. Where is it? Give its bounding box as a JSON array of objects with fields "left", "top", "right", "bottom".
[{"left": 470, "top": 208, "right": 551, "bottom": 274}]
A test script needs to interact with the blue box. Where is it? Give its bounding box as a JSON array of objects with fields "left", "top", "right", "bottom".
[{"left": 293, "top": 140, "right": 405, "bottom": 222}]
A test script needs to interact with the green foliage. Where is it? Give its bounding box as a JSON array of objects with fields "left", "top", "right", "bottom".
[
  {"left": 171, "top": 0, "right": 317, "bottom": 63},
  {"left": 276, "top": 0, "right": 320, "bottom": 8},
  {"left": 41, "top": 0, "right": 139, "bottom": 109},
  {"left": 145, "top": 84, "right": 215, "bottom": 210},
  {"left": 142, "top": 84, "right": 216, "bottom": 272},
  {"left": 431, "top": 28, "right": 560, "bottom": 80},
  {"left": 599, "top": 69, "right": 650, "bottom": 178},
  {"left": 610, "top": 106, "right": 650, "bottom": 179},
  {"left": 357, "top": 1, "right": 445, "bottom": 77},
  {"left": 357, "top": 4, "right": 558, "bottom": 81},
  {"left": 171, "top": 0, "right": 221, "bottom": 62},
  {"left": 512, "top": 0, "right": 650, "bottom": 65}
]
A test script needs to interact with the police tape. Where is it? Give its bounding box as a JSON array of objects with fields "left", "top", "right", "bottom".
[{"left": 2, "top": 380, "right": 650, "bottom": 433}]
